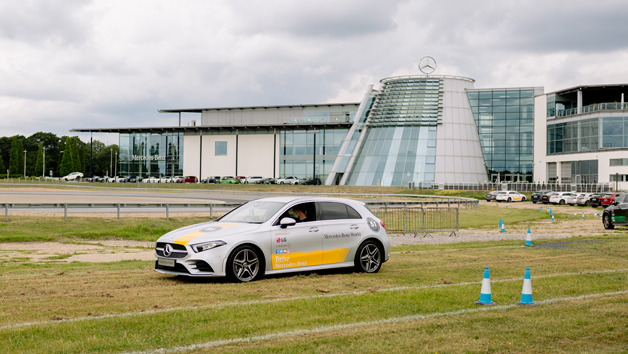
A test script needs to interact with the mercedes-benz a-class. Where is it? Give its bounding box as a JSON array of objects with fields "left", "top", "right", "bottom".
[{"left": 154, "top": 197, "right": 390, "bottom": 282}]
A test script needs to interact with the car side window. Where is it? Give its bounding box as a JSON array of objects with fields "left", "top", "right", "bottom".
[
  {"left": 276, "top": 202, "right": 317, "bottom": 224},
  {"left": 319, "top": 202, "right": 349, "bottom": 221},
  {"left": 346, "top": 205, "right": 362, "bottom": 219}
]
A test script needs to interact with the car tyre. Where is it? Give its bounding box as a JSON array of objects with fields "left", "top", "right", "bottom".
[
  {"left": 559, "top": 199, "right": 565, "bottom": 205},
  {"left": 603, "top": 214, "right": 615, "bottom": 230},
  {"left": 227, "top": 245, "right": 264, "bottom": 282},
  {"left": 507, "top": 197, "right": 512, "bottom": 202},
  {"left": 354, "top": 240, "right": 382, "bottom": 273},
  {"left": 522, "top": 197, "right": 526, "bottom": 202},
  {"left": 585, "top": 201, "right": 590, "bottom": 206},
  {"left": 532, "top": 201, "right": 536, "bottom": 204}
]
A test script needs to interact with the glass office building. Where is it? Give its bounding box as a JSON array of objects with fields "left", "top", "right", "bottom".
[
  {"left": 466, "top": 89, "right": 536, "bottom": 182},
  {"left": 346, "top": 78, "right": 441, "bottom": 186},
  {"left": 118, "top": 132, "right": 184, "bottom": 178},
  {"left": 279, "top": 129, "right": 348, "bottom": 182}
]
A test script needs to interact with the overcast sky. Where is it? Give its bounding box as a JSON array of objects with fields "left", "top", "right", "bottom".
[{"left": 1, "top": 0, "right": 628, "bottom": 143}]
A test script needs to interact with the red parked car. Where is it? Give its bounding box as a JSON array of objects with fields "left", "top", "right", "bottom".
[
  {"left": 177, "top": 176, "right": 198, "bottom": 183},
  {"left": 600, "top": 193, "right": 622, "bottom": 208}
]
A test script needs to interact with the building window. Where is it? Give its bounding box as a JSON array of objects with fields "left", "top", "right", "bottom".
[
  {"left": 610, "top": 158, "right": 628, "bottom": 166},
  {"left": 610, "top": 174, "right": 628, "bottom": 182},
  {"left": 215, "top": 141, "right": 227, "bottom": 156}
]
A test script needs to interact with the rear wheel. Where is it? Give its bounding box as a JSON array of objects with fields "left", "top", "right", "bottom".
[
  {"left": 603, "top": 214, "right": 615, "bottom": 230},
  {"left": 354, "top": 240, "right": 382, "bottom": 273},
  {"left": 507, "top": 197, "right": 512, "bottom": 202},
  {"left": 585, "top": 201, "right": 590, "bottom": 206},
  {"left": 227, "top": 245, "right": 264, "bottom": 282},
  {"left": 559, "top": 199, "right": 565, "bottom": 205}
]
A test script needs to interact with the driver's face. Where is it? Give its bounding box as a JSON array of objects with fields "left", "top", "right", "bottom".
[{"left": 293, "top": 208, "right": 306, "bottom": 220}]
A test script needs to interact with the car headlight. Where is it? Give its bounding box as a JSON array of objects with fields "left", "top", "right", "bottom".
[{"left": 191, "top": 241, "right": 226, "bottom": 253}]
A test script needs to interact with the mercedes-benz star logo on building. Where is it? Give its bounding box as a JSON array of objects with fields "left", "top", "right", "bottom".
[
  {"left": 419, "top": 56, "right": 437, "bottom": 74},
  {"left": 164, "top": 244, "right": 173, "bottom": 257}
]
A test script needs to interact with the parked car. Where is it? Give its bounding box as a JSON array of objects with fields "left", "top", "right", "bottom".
[
  {"left": 549, "top": 192, "right": 577, "bottom": 205},
  {"left": 564, "top": 193, "right": 579, "bottom": 206},
  {"left": 62, "top": 172, "right": 84, "bottom": 182},
  {"left": 600, "top": 193, "right": 623, "bottom": 208},
  {"left": 261, "top": 178, "right": 277, "bottom": 184},
  {"left": 235, "top": 176, "right": 248, "bottom": 183},
  {"left": 202, "top": 176, "right": 221, "bottom": 183},
  {"left": 153, "top": 196, "right": 390, "bottom": 281},
  {"left": 114, "top": 176, "right": 126, "bottom": 183},
  {"left": 300, "top": 177, "right": 322, "bottom": 185},
  {"left": 541, "top": 191, "right": 555, "bottom": 204},
  {"left": 589, "top": 193, "right": 604, "bottom": 208},
  {"left": 495, "top": 191, "right": 526, "bottom": 202},
  {"left": 143, "top": 176, "right": 160, "bottom": 183},
  {"left": 531, "top": 190, "right": 552, "bottom": 204},
  {"left": 603, "top": 193, "right": 628, "bottom": 229},
  {"left": 277, "top": 176, "right": 299, "bottom": 185},
  {"left": 576, "top": 193, "right": 594, "bottom": 206},
  {"left": 220, "top": 176, "right": 239, "bottom": 184},
  {"left": 484, "top": 190, "right": 499, "bottom": 202},
  {"left": 178, "top": 176, "right": 198, "bottom": 183},
  {"left": 243, "top": 176, "right": 265, "bottom": 184}
]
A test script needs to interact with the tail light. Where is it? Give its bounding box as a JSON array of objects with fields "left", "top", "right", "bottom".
[{"left": 380, "top": 221, "right": 386, "bottom": 230}]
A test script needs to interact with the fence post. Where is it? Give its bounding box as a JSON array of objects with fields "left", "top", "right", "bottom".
[
  {"left": 404, "top": 202, "right": 408, "bottom": 233},
  {"left": 210, "top": 204, "right": 213, "bottom": 219},
  {"left": 117, "top": 204, "right": 120, "bottom": 220},
  {"left": 4, "top": 203, "right": 7, "bottom": 222},
  {"left": 456, "top": 208, "right": 459, "bottom": 231},
  {"left": 64, "top": 203, "right": 67, "bottom": 221},
  {"left": 166, "top": 204, "right": 169, "bottom": 220}
]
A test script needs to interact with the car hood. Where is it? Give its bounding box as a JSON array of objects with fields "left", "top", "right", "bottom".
[{"left": 157, "top": 222, "right": 262, "bottom": 246}]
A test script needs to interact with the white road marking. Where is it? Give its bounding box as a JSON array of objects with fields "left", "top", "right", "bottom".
[
  {"left": 122, "top": 290, "right": 628, "bottom": 354},
  {"left": 2, "top": 268, "right": 626, "bottom": 331}
]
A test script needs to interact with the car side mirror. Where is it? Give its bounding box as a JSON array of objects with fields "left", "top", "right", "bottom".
[
  {"left": 613, "top": 200, "right": 619, "bottom": 206},
  {"left": 280, "top": 217, "right": 296, "bottom": 228}
]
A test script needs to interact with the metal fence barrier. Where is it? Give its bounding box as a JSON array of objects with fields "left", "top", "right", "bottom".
[
  {"left": 375, "top": 205, "right": 459, "bottom": 237},
  {"left": 411, "top": 182, "right": 612, "bottom": 193},
  {"left": 2, "top": 203, "right": 241, "bottom": 222}
]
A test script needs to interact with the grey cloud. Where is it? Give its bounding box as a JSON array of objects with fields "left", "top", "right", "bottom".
[
  {"left": 229, "top": 0, "right": 403, "bottom": 38},
  {"left": 0, "top": 0, "right": 93, "bottom": 45}
]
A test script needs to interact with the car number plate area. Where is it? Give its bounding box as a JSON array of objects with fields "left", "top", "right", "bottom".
[{"left": 158, "top": 258, "right": 175, "bottom": 267}]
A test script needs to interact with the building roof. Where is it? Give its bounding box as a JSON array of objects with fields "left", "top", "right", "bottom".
[
  {"left": 158, "top": 102, "right": 360, "bottom": 113},
  {"left": 549, "top": 83, "right": 628, "bottom": 95},
  {"left": 70, "top": 122, "right": 353, "bottom": 134}
]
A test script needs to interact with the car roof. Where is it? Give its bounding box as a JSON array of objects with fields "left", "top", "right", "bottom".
[{"left": 249, "top": 196, "right": 367, "bottom": 208}]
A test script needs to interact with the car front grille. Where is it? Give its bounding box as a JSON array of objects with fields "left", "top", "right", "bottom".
[{"left": 155, "top": 243, "right": 188, "bottom": 258}]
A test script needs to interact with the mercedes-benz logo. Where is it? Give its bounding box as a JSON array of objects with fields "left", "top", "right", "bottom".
[
  {"left": 419, "top": 56, "right": 437, "bottom": 74},
  {"left": 164, "top": 244, "right": 173, "bottom": 257}
]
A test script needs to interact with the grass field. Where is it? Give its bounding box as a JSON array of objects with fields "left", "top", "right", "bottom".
[{"left": 1, "top": 220, "right": 628, "bottom": 352}]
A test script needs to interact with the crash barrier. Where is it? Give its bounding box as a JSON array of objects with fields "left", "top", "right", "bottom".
[
  {"left": 1, "top": 203, "right": 241, "bottom": 222},
  {"left": 411, "top": 181, "right": 612, "bottom": 193},
  {"left": 375, "top": 205, "right": 459, "bottom": 237}
]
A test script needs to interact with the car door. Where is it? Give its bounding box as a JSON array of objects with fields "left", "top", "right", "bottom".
[
  {"left": 613, "top": 194, "right": 628, "bottom": 224},
  {"left": 269, "top": 202, "right": 323, "bottom": 270},
  {"left": 319, "top": 202, "right": 365, "bottom": 265}
]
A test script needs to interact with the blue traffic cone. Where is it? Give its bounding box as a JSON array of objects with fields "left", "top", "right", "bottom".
[
  {"left": 506, "top": 202, "right": 509, "bottom": 208},
  {"left": 516, "top": 268, "right": 536, "bottom": 306},
  {"left": 539, "top": 206, "right": 542, "bottom": 212},
  {"left": 524, "top": 228, "right": 533, "bottom": 247},
  {"left": 551, "top": 215, "right": 555, "bottom": 222},
  {"left": 475, "top": 267, "right": 496, "bottom": 306},
  {"left": 574, "top": 211, "right": 577, "bottom": 217},
  {"left": 500, "top": 220, "right": 506, "bottom": 232},
  {"left": 582, "top": 212, "right": 585, "bottom": 220}
]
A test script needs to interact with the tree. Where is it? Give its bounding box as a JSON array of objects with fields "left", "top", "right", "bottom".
[
  {"left": 71, "top": 137, "right": 81, "bottom": 173},
  {"left": 16, "top": 138, "right": 24, "bottom": 176},
  {"left": 0, "top": 150, "right": 5, "bottom": 174},
  {"left": 35, "top": 142, "right": 44, "bottom": 177},
  {"left": 9, "top": 136, "right": 19, "bottom": 176},
  {"left": 58, "top": 137, "right": 74, "bottom": 177}
]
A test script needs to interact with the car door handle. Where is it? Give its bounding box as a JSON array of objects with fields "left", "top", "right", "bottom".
[
  {"left": 349, "top": 224, "right": 360, "bottom": 229},
  {"left": 309, "top": 227, "right": 319, "bottom": 232}
]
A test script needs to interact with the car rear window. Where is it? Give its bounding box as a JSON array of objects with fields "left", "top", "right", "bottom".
[{"left": 320, "top": 202, "right": 362, "bottom": 220}]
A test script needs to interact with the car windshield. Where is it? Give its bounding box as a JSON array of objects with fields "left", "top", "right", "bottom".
[{"left": 219, "top": 201, "right": 286, "bottom": 224}]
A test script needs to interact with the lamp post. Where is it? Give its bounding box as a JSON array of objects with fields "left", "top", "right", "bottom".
[
  {"left": 23, "top": 150, "right": 26, "bottom": 177},
  {"left": 110, "top": 149, "right": 113, "bottom": 177},
  {"left": 115, "top": 152, "right": 117, "bottom": 176},
  {"left": 43, "top": 146, "right": 46, "bottom": 177}
]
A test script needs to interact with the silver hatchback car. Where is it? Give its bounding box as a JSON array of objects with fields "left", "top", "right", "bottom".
[{"left": 154, "top": 196, "right": 390, "bottom": 282}]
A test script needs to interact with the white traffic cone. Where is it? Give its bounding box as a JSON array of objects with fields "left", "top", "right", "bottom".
[
  {"left": 475, "top": 267, "right": 496, "bottom": 306},
  {"left": 500, "top": 220, "right": 506, "bottom": 232},
  {"left": 516, "top": 268, "right": 536, "bottom": 306},
  {"left": 524, "top": 227, "right": 533, "bottom": 247},
  {"left": 582, "top": 212, "right": 585, "bottom": 220},
  {"left": 551, "top": 215, "right": 555, "bottom": 222}
]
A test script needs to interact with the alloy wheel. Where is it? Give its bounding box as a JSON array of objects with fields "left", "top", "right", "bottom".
[
  {"left": 232, "top": 248, "right": 259, "bottom": 282},
  {"left": 359, "top": 244, "right": 381, "bottom": 273}
]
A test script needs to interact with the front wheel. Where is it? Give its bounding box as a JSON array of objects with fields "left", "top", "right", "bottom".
[
  {"left": 354, "top": 241, "right": 382, "bottom": 273},
  {"left": 585, "top": 201, "right": 590, "bottom": 206},
  {"left": 559, "top": 200, "right": 565, "bottom": 205},
  {"left": 507, "top": 197, "right": 512, "bottom": 202},
  {"left": 227, "top": 245, "right": 264, "bottom": 282},
  {"left": 603, "top": 214, "right": 615, "bottom": 230},
  {"left": 522, "top": 197, "right": 527, "bottom": 202}
]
